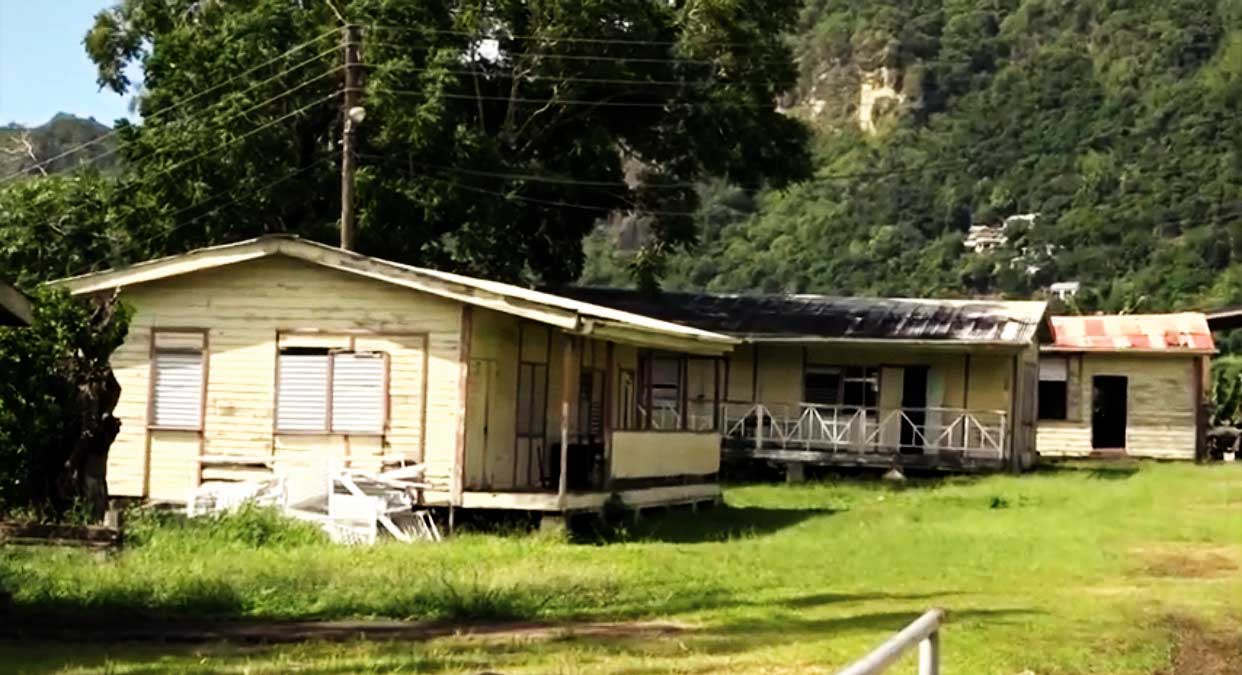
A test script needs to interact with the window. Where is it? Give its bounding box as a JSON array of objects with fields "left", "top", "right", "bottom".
[
  {"left": 842, "top": 366, "right": 879, "bottom": 410},
  {"left": 804, "top": 367, "right": 843, "bottom": 405},
  {"left": 276, "top": 348, "right": 387, "bottom": 433},
  {"left": 1038, "top": 357, "right": 1068, "bottom": 420},
  {"left": 639, "top": 354, "right": 684, "bottom": 429},
  {"left": 151, "top": 331, "right": 206, "bottom": 429}
]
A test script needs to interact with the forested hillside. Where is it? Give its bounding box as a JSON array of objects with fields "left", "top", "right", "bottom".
[
  {"left": 582, "top": 0, "right": 1242, "bottom": 312},
  {"left": 0, "top": 114, "right": 117, "bottom": 177}
]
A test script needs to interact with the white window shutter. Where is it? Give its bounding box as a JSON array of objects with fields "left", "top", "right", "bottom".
[
  {"left": 152, "top": 351, "right": 203, "bottom": 428},
  {"left": 277, "top": 353, "right": 329, "bottom": 431},
  {"left": 331, "top": 352, "right": 386, "bottom": 433}
]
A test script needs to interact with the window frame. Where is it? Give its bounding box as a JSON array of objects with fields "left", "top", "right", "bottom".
[
  {"left": 1038, "top": 356, "right": 1070, "bottom": 421},
  {"left": 147, "top": 328, "right": 209, "bottom": 432},
  {"left": 274, "top": 346, "right": 390, "bottom": 435}
]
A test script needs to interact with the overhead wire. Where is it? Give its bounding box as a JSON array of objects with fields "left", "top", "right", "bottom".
[
  {"left": 1, "top": 28, "right": 339, "bottom": 182},
  {"left": 63, "top": 152, "right": 341, "bottom": 278}
]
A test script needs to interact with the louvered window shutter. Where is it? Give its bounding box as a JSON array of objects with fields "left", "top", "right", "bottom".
[
  {"left": 277, "top": 352, "right": 330, "bottom": 431},
  {"left": 153, "top": 351, "right": 203, "bottom": 428},
  {"left": 331, "top": 352, "right": 386, "bottom": 433}
]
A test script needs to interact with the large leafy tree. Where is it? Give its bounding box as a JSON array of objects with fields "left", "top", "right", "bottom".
[{"left": 69, "top": 0, "right": 811, "bottom": 285}]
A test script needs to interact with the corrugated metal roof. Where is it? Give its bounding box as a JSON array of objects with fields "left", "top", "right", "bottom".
[
  {"left": 48, "top": 236, "right": 737, "bottom": 354},
  {"left": 556, "top": 288, "right": 1048, "bottom": 345},
  {"left": 1046, "top": 313, "right": 1215, "bottom": 353}
]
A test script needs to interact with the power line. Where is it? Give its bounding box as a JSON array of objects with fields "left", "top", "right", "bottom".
[
  {"left": 367, "top": 24, "right": 766, "bottom": 48},
  {"left": 358, "top": 61, "right": 788, "bottom": 88},
  {"left": 37, "top": 68, "right": 345, "bottom": 183},
  {"left": 364, "top": 41, "right": 761, "bottom": 66},
  {"left": 400, "top": 166, "right": 702, "bottom": 217},
  {"left": 123, "top": 91, "right": 342, "bottom": 190},
  {"left": 377, "top": 88, "right": 780, "bottom": 109},
  {"left": 64, "top": 153, "right": 341, "bottom": 278},
  {"left": 1, "top": 29, "right": 339, "bottom": 182}
]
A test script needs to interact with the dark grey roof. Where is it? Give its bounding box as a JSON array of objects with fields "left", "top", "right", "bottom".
[
  {"left": 557, "top": 288, "right": 1049, "bottom": 345},
  {"left": 1206, "top": 305, "right": 1242, "bottom": 331}
]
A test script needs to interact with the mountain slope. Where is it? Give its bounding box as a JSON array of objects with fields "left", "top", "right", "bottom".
[
  {"left": 0, "top": 113, "right": 118, "bottom": 179},
  {"left": 584, "top": 0, "right": 1242, "bottom": 313}
]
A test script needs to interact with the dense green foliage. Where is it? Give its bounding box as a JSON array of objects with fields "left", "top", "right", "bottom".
[
  {"left": 0, "top": 0, "right": 811, "bottom": 289},
  {"left": 3, "top": 463, "right": 1240, "bottom": 673},
  {"left": 0, "top": 290, "right": 130, "bottom": 515},
  {"left": 585, "top": 0, "right": 1242, "bottom": 312}
]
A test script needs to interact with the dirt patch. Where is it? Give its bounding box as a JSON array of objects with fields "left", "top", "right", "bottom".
[
  {"left": 1156, "top": 617, "right": 1242, "bottom": 675},
  {"left": 1140, "top": 551, "right": 1239, "bottom": 579},
  {"left": 0, "top": 616, "right": 692, "bottom": 645}
]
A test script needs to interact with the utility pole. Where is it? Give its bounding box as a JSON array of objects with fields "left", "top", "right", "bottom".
[{"left": 339, "top": 23, "right": 362, "bottom": 251}]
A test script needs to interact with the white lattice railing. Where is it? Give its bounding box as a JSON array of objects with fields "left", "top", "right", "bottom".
[{"left": 721, "top": 402, "right": 1006, "bottom": 458}]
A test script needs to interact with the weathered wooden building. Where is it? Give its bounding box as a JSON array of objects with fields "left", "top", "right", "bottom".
[
  {"left": 558, "top": 290, "right": 1050, "bottom": 473},
  {"left": 0, "top": 281, "right": 33, "bottom": 326},
  {"left": 51, "top": 236, "right": 737, "bottom": 512},
  {"left": 1036, "top": 313, "right": 1214, "bottom": 460}
]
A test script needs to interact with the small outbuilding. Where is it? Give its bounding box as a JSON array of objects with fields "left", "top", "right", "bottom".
[
  {"left": 0, "top": 280, "right": 33, "bottom": 326},
  {"left": 51, "top": 236, "right": 737, "bottom": 512},
  {"left": 1036, "top": 313, "right": 1214, "bottom": 460}
]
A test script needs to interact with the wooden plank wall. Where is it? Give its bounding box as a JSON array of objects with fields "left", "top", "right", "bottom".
[
  {"left": 1036, "top": 353, "right": 1199, "bottom": 459},
  {"left": 107, "top": 256, "right": 462, "bottom": 501}
]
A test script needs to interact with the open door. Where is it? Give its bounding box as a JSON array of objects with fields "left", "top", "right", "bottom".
[
  {"left": 1092, "top": 375, "right": 1128, "bottom": 451},
  {"left": 900, "top": 366, "right": 929, "bottom": 454}
]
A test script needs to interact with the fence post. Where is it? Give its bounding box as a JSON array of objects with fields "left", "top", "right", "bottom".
[{"left": 918, "top": 631, "right": 940, "bottom": 675}]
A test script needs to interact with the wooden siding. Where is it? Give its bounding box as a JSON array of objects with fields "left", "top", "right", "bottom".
[
  {"left": 1037, "top": 354, "right": 1201, "bottom": 460},
  {"left": 610, "top": 431, "right": 721, "bottom": 479},
  {"left": 107, "top": 256, "right": 461, "bottom": 501}
]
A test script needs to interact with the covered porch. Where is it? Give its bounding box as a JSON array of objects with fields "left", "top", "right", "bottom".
[
  {"left": 431, "top": 306, "right": 735, "bottom": 513},
  {"left": 712, "top": 340, "right": 1037, "bottom": 473}
]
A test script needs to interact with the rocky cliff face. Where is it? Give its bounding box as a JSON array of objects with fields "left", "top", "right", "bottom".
[{"left": 0, "top": 113, "right": 117, "bottom": 179}]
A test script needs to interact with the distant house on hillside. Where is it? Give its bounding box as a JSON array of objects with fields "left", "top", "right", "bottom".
[
  {"left": 558, "top": 289, "right": 1050, "bottom": 474},
  {"left": 0, "top": 281, "right": 33, "bottom": 326},
  {"left": 1036, "top": 314, "right": 1214, "bottom": 460},
  {"left": 50, "top": 236, "right": 736, "bottom": 513}
]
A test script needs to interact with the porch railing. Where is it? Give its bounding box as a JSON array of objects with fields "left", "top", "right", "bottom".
[
  {"left": 721, "top": 402, "right": 1007, "bottom": 458},
  {"left": 634, "top": 400, "right": 718, "bottom": 432}
]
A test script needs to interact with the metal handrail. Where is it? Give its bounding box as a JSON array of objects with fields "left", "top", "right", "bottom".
[{"left": 838, "top": 608, "right": 944, "bottom": 675}]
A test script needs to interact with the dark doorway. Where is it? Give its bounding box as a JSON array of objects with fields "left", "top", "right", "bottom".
[
  {"left": 900, "top": 367, "right": 929, "bottom": 454},
  {"left": 1092, "top": 376, "right": 1128, "bottom": 450}
]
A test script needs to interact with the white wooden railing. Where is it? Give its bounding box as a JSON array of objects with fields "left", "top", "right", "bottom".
[
  {"left": 839, "top": 609, "right": 944, "bottom": 675},
  {"left": 634, "top": 400, "right": 717, "bottom": 432},
  {"left": 721, "top": 402, "right": 1006, "bottom": 458}
]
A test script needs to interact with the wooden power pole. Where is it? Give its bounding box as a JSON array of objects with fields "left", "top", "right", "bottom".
[{"left": 339, "top": 23, "right": 362, "bottom": 251}]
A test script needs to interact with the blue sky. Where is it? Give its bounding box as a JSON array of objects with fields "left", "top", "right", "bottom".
[{"left": 0, "top": 0, "right": 137, "bottom": 127}]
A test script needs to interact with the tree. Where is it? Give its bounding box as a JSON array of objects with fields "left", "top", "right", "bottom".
[
  {"left": 74, "top": 0, "right": 811, "bottom": 286},
  {"left": 0, "top": 290, "right": 130, "bottom": 519}
]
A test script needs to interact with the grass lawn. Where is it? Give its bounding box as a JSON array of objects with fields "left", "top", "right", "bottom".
[{"left": 2, "top": 460, "right": 1241, "bottom": 674}]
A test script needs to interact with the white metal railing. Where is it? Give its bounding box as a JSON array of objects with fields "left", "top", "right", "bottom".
[
  {"left": 839, "top": 608, "right": 943, "bottom": 675},
  {"left": 721, "top": 402, "right": 1007, "bottom": 458},
  {"left": 633, "top": 399, "right": 717, "bottom": 432}
]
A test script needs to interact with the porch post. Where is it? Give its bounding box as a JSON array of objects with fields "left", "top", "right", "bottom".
[
  {"left": 603, "top": 341, "right": 615, "bottom": 489},
  {"left": 1008, "top": 351, "right": 1020, "bottom": 474},
  {"left": 557, "top": 334, "right": 576, "bottom": 508}
]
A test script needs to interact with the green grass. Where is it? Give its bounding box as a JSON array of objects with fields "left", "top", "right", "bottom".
[{"left": 2, "top": 460, "right": 1241, "bottom": 674}]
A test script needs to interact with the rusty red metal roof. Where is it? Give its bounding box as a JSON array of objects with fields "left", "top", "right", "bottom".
[{"left": 1046, "top": 313, "right": 1215, "bottom": 353}]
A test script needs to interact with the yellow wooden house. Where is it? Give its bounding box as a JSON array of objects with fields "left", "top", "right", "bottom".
[
  {"left": 559, "top": 289, "right": 1050, "bottom": 473},
  {"left": 51, "top": 236, "right": 736, "bottom": 513}
]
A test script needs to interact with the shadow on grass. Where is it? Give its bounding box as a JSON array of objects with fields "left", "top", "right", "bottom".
[
  {"left": 1034, "top": 460, "right": 1140, "bottom": 481},
  {"left": 0, "top": 605, "right": 1042, "bottom": 675},
  {"left": 574, "top": 504, "right": 835, "bottom": 544}
]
